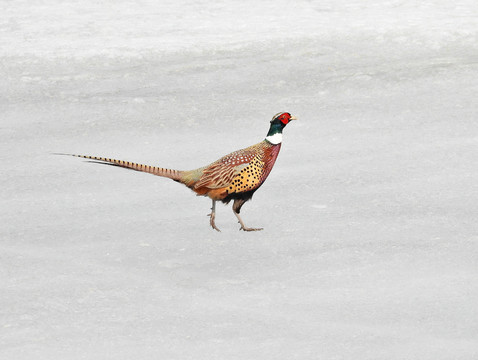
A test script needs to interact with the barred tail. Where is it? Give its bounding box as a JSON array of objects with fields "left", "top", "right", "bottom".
[{"left": 60, "top": 154, "right": 183, "bottom": 181}]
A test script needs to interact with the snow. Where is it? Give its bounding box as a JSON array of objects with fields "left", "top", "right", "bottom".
[{"left": 1, "top": 0, "right": 478, "bottom": 359}]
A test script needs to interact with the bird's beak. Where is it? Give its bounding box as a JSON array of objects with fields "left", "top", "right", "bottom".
[{"left": 290, "top": 115, "right": 298, "bottom": 121}]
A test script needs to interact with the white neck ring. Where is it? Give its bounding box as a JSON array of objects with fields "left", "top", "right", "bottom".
[{"left": 265, "top": 133, "right": 282, "bottom": 145}]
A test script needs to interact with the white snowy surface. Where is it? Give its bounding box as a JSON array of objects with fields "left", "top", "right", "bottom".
[{"left": 1, "top": 0, "right": 478, "bottom": 359}]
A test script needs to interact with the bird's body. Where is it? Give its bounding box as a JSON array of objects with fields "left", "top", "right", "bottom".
[
  {"left": 66, "top": 112, "right": 296, "bottom": 231},
  {"left": 182, "top": 140, "right": 281, "bottom": 201}
]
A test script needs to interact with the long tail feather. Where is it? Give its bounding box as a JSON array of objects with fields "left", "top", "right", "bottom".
[{"left": 57, "top": 153, "right": 182, "bottom": 181}]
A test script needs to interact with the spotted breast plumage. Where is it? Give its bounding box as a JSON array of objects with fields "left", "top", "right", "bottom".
[{"left": 62, "top": 112, "right": 296, "bottom": 231}]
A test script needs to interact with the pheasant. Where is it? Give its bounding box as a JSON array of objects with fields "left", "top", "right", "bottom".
[{"left": 65, "top": 112, "right": 296, "bottom": 231}]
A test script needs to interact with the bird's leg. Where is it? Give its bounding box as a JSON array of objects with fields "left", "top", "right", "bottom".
[
  {"left": 232, "top": 199, "right": 263, "bottom": 232},
  {"left": 234, "top": 212, "right": 263, "bottom": 232},
  {"left": 208, "top": 200, "right": 221, "bottom": 232}
]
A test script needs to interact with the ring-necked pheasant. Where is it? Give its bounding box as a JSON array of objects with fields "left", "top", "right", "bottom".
[{"left": 64, "top": 112, "right": 296, "bottom": 231}]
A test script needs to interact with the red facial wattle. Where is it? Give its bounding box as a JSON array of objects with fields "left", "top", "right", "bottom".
[{"left": 279, "top": 113, "right": 291, "bottom": 125}]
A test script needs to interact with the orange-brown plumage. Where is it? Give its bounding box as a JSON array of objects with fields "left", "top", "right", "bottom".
[
  {"left": 64, "top": 112, "right": 296, "bottom": 231},
  {"left": 185, "top": 141, "right": 281, "bottom": 203}
]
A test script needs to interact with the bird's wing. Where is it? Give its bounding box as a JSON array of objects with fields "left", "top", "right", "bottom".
[
  {"left": 194, "top": 161, "right": 249, "bottom": 189},
  {"left": 194, "top": 149, "right": 256, "bottom": 190}
]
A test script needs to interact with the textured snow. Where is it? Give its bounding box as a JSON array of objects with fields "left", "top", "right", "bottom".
[{"left": 1, "top": 0, "right": 478, "bottom": 359}]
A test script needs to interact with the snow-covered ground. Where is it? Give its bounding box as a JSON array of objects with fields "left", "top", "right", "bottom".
[{"left": 1, "top": 1, "right": 478, "bottom": 359}]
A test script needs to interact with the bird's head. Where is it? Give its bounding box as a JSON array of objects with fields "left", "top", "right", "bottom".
[
  {"left": 270, "top": 112, "right": 297, "bottom": 126},
  {"left": 265, "top": 112, "right": 297, "bottom": 145}
]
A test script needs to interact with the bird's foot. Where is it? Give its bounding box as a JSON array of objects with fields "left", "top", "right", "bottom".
[
  {"left": 207, "top": 212, "right": 221, "bottom": 232},
  {"left": 239, "top": 225, "right": 263, "bottom": 232}
]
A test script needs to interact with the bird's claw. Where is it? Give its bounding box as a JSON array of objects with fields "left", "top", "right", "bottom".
[
  {"left": 240, "top": 227, "right": 263, "bottom": 231},
  {"left": 207, "top": 212, "right": 221, "bottom": 232},
  {"left": 238, "top": 223, "right": 263, "bottom": 232}
]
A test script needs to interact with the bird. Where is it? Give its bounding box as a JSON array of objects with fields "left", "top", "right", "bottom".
[{"left": 64, "top": 112, "right": 296, "bottom": 231}]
